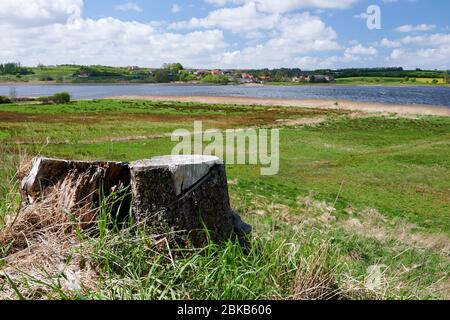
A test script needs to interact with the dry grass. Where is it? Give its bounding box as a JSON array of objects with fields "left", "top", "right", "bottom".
[
  {"left": 289, "top": 242, "right": 344, "bottom": 300},
  {"left": 0, "top": 158, "right": 101, "bottom": 299},
  {"left": 0, "top": 231, "right": 97, "bottom": 300},
  {"left": 342, "top": 207, "right": 450, "bottom": 255},
  {"left": 1, "top": 160, "right": 98, "bottom": 255}
]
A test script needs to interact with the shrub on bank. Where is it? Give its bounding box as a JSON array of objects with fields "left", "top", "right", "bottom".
[
  {"left": 201, "top": 74, "right": 229, "bottom": 84},
  {"left": 37, "top": 92, "right": 71, "bottom": 104},
  {"left": 52, "top": 92, "right": 71, "bottom": 103},
  {"left": 0, "top": 96, "right": 12, "bottom": 104}
]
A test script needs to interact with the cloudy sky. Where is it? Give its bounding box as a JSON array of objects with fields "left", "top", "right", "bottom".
[{"left": 0, "top": 0, "right": 448, "bottom": 69}]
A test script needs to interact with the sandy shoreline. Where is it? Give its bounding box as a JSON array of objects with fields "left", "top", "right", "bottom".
[{"left": 111, "top": 95, "right": 450, "bottom": 117}]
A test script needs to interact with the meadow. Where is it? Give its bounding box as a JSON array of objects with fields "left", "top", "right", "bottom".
[
  {"left": 266, "top": 77, "right": 447, "bottom": 86},
  {"left": 0, "top": 99, "right": 449, "bottom": 300},
  {"left": 335, "top": 77, "right": 446, "bottom": 85}
]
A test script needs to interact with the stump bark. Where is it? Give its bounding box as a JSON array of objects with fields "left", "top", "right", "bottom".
[{"left": 130, "top": 155, "right": 251, "bottom": 245}]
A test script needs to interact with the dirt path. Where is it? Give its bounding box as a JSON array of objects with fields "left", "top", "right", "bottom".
[{"left": 110, "top": 95, "right": 450, "bottom": 117}]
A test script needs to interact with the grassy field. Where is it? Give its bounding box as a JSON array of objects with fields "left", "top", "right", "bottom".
[
  {"left": 0, "top": 65, "right": 155, "bottom": 83},
  {"left": 335, "top": 77, "right": 446, "bottom": 85},
  {"left": 0, "top": 99, "right": 449, "bottom": 300},
  {"left": 266, "top": 77, "right": 447, "bottom": 86}
]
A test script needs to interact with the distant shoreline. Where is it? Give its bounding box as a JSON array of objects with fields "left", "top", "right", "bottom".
[
  {"left": 110, "top": 95, "right": 450, "bottom": 117},
  {"left": 0, "top": 81, "right": 448, "bottom": 88}
]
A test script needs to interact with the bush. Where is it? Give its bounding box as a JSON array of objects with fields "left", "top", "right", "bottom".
[
  {"left": 37, "top": 92, "right": 71, "bottom": 104},
  {"left": 39, "top": 75, "right": 54, "bottom": 81},
  {"left": 154, "top": 70, "right": 170, "bottom": 83},
  {"left": 0, "top": 96, "right": 12, "bottom": 104},
  {"left": 201, "top": 74, "right": 229, "bottom": 84},
  {"left": 37, "top": 96, "right": 53, "bottom": 104},
  {"left": 52, "top": 92, "right": 71, "bottom": 104}
]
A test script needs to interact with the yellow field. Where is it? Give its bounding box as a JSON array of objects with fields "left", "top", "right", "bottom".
[{"left": 414, "top": 77, "right": 445, "bottom": 84}]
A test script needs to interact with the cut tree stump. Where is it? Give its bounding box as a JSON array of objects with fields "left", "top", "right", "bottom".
[
  {"left": 20, "top": 157, "right": 131, "bottom": 228},
  {"left": 19, "top": 155, "right": 251, "bottom": 245},
  {"left": 130, "top": 155, "right": 251, "bottom": 246}
]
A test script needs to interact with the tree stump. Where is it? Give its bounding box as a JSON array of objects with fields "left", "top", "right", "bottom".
[
  {"left": 130, "top": 155, "right": 251, "bottom": 246},
  {"left": 19, "top": 156, "right": 251, "bottom": 246}
]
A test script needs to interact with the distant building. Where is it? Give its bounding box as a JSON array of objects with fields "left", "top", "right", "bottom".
[
  {"left": 77, "top": 72, "right": 90, "bottom": 78},
  {"left": 194, "top": 69, "right": 209, "bottom": 76},
  {"left": 211, "top": 69, "right": 223, "bottom": 75},
  {"left": 303, "top": 75, "right": 335, "bottom": 83},
  {"left": 128, "top": 66, "right": 139, "bottom": 71},
  {"left": 222, "top": 70, "right": 235, "bottom": 76},
  {"left": 238, "top": 73, "right": 255, "bottom": 84},
  {"left": 239, "top": 78, "right": 255, "bottom": 84}
]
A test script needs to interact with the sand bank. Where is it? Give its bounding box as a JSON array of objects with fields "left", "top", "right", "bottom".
[{"left": 111, "top": 95, "right": 450, "bottom": 117}]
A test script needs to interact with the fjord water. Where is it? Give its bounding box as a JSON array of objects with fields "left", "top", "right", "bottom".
[{"left": 0, "top": 84, "right": 449, "bottom": 108}]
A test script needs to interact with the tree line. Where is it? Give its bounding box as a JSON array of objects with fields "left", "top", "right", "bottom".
[{"left": 0, "top": 62, "right": 33, "bottom": 75}]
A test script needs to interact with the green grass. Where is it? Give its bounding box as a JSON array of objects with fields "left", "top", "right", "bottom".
[
  {"left": 0, "top": 99, "right": 449, "bottom": 300},
  {"left": 335, "top": 77, "right": 446, "bottom": 86},
  {"left": 265, "top": 77, "right": 448, "bottom": 86},
  {"left": 0, "top": 65, "right": 155, "bottom": 83}
]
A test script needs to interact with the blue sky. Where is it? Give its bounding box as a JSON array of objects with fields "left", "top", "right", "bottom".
[{"left": 0, "top": 0, "right": 449, "bottom": 69}]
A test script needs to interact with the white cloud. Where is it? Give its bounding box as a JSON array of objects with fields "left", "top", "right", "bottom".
[
  {"left": 377, "top": 38, "right": 401, "bottom": 48},
  {"left": 115, "top": 2, "right": 143, "bottom": 12},
  {"left": 0, "top": 0, "right": 446, "bottom": 70},
  {"left": 170, "top": 2, "right": 280, "bottom": 35},
  {"left": 217, "top": 12, "right": 341, "bottom": 68},
  {"left": 0, "top": 1, "right": 227, "bottom": 67},
  {"left": 205, "top": 0, "right": 358, "bottom": 13},
  {"left": 385, "top": 33, "right": 450, "bottom": 69},
  {"left": 379, "top": 33, "right": 450, "bottom": 47},
  {"left": 345, "top": 44, "right": 377, "bottom": 56},
  {"left": 170, "top": 1, "right": 343, "bottom": 68},
  {"left": 0, "top": 0, "right": 83, "bottom": 27},
  {"left": 395, "top": 24, "right": 436, "bottom": 33}
]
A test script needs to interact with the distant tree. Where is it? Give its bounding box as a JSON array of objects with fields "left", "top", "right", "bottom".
[
  {"left": 52, "top": 92, "right": 71, "bottom": 104},
  {"left": 162, "top": 63, "right": 184, "bottom": 74},
  {"left": 39, "top": 74, "right": 54, "bottom": 81},
  {"left": 154, "top": 70, "right": 171, "bottom": 83},
  {"left": 258, "top": 70, "right": 270, "bottom": 78},
  {"left": 201, "top": 74, "right": 229, "bottom": 84},
  {"left": 172, "top": 63, "right": 184, "bottom": 74},
  {"left": 273, "top": 71, "right": 285, "bottom": 82},
  {"left": 0, "top": 62, "right": 33, "bottom": 75},
  {"left": 179, "top": 70, "right": 197, "bottom": 82}
]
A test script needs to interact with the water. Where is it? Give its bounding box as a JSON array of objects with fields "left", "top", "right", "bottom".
[{"left": 0, "top": 84, "right": 449, "bottom": 108}]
